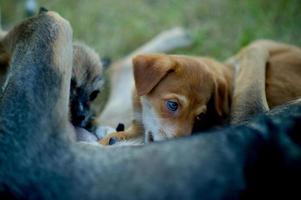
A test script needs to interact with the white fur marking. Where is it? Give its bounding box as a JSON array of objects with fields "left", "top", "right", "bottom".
[{"left": 141, "top": 97, "right": 177, "bottom": 142}]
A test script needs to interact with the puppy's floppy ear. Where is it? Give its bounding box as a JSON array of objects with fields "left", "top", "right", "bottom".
[
  {"left": 133, "top": 54, "right": 174, "bottom": 96},
  {"left": 213, "top": 76, "right": 231, "bottom": 117}
]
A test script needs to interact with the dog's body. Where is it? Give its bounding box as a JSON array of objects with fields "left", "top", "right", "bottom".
[{"left": 100, "top": 40, "right": 301, "bottom": 145}]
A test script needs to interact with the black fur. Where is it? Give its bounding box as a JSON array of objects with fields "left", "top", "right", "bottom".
[{"left": 70, "top": 86, "right": 91, "bottom": 127}]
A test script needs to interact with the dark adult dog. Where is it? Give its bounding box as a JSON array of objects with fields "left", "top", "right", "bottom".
[{"left": 0, "top": 11, "right": 300, "bottom": 200}]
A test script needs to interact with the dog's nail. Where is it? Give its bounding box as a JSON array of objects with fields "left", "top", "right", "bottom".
[
  {"left": 116, "top": 123, "right": 125, "bottom": 132},
  {"left": 39, "top": 7, "right": 48, "bottom": 14},
  {"left": 109, "top": 138, "right": 117, "bottom": 145}
]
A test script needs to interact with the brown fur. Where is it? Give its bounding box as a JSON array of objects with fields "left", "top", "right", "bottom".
[
  {"left": 229, "top": 40, "right": 301, "bottom": 123},
  {"left": 266, "top": 47, "right": 301, "bottom": 107}
]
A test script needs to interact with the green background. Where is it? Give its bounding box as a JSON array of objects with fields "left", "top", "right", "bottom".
[{"left": 1, "top": 0, "right": 300, "bottom": 61}]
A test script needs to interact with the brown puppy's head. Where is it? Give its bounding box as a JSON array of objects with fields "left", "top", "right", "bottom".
[
  {"left": 70, "top": 43, "right": 106, "bottom": 130},
  {"left": 133, "top": 54, "right": 230, "bottom": 142}
]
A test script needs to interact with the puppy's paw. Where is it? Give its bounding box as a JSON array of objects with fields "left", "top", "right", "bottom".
[
  {"left": 98, "top": 131, "right": 128, "bottom": 145},
  {"left": 95, "top": 126, "right": 116, "bottom": 139}
]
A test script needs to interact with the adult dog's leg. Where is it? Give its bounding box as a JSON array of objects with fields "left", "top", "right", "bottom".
[
  {"left": 0, "top": 10, "right": 74, "bottom": 199},
  {"left": 0, "top": 11, "right": 73, "bottom": 138}
]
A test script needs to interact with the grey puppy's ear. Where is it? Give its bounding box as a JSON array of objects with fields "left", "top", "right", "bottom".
[{"left": 39, "top": 7, "right": 48, "bottom": 14}]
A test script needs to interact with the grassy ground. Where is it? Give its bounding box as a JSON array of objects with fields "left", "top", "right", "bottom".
[{"left": 1, "top": 0, "right": 301, "bottom": 61}]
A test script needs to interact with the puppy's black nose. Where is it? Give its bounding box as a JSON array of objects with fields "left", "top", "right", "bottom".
[
  {"left": 71, "top": 105, "right": 89, "bottom": 127},
  {"left": 76, "top": 115, "right": 86, "bottom": 124},
  {"left": 72, "top": 110, "right": 89, "bottom": 127}
]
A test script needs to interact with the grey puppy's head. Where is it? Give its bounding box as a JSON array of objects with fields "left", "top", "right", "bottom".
[{"left": 70, "top": 42, "right": 106, "bottom": 131}]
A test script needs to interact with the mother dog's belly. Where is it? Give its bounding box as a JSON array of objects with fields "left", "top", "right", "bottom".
[{"left": 266, "top": 49, "right": 301, "bottom": 108}]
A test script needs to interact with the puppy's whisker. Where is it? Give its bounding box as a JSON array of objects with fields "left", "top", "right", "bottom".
[
  {"left": 161, "top": 126, "right": 176, "bottom": 138},
  {"left": 143, "top": 116, "right": 169, "bottom": 121}
]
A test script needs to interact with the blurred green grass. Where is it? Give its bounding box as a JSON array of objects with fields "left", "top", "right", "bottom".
[{"left": 1, "top": 0, "right": 300, "bottom": 61}]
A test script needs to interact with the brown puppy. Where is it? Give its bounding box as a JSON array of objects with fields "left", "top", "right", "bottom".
[
  {"left": 100, "top": 54, "right": 232, "bottom": 144},
  {"left": 100, "top": 40, "right": 301, "bottom": 145}
]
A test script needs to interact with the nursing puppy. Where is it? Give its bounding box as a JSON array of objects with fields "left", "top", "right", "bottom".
[
  {"left": 100, "top": 54, "right": 232, "bottom": 144},
  {"left": 100, "top": 41, "right": 301, "bottom": 145},
  {"left": 70, "top": 42, "right": 107, "bottom": 132}
]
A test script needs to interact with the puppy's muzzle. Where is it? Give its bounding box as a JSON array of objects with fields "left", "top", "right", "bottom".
[{"left": 71, "top": 100, "right": 90, "bottom": 128}]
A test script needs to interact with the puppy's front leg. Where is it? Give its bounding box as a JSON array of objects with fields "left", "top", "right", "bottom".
[{"left": 99, "top": 120, "right": 143, "bottom": 145}]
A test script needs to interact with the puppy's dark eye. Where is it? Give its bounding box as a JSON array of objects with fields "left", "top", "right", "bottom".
[
  {"left": 89, "top": 90, "right": 100, "bottom": 101},
  {"left": 166, "top": 100, "right": 178, "bottom": 112}
]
